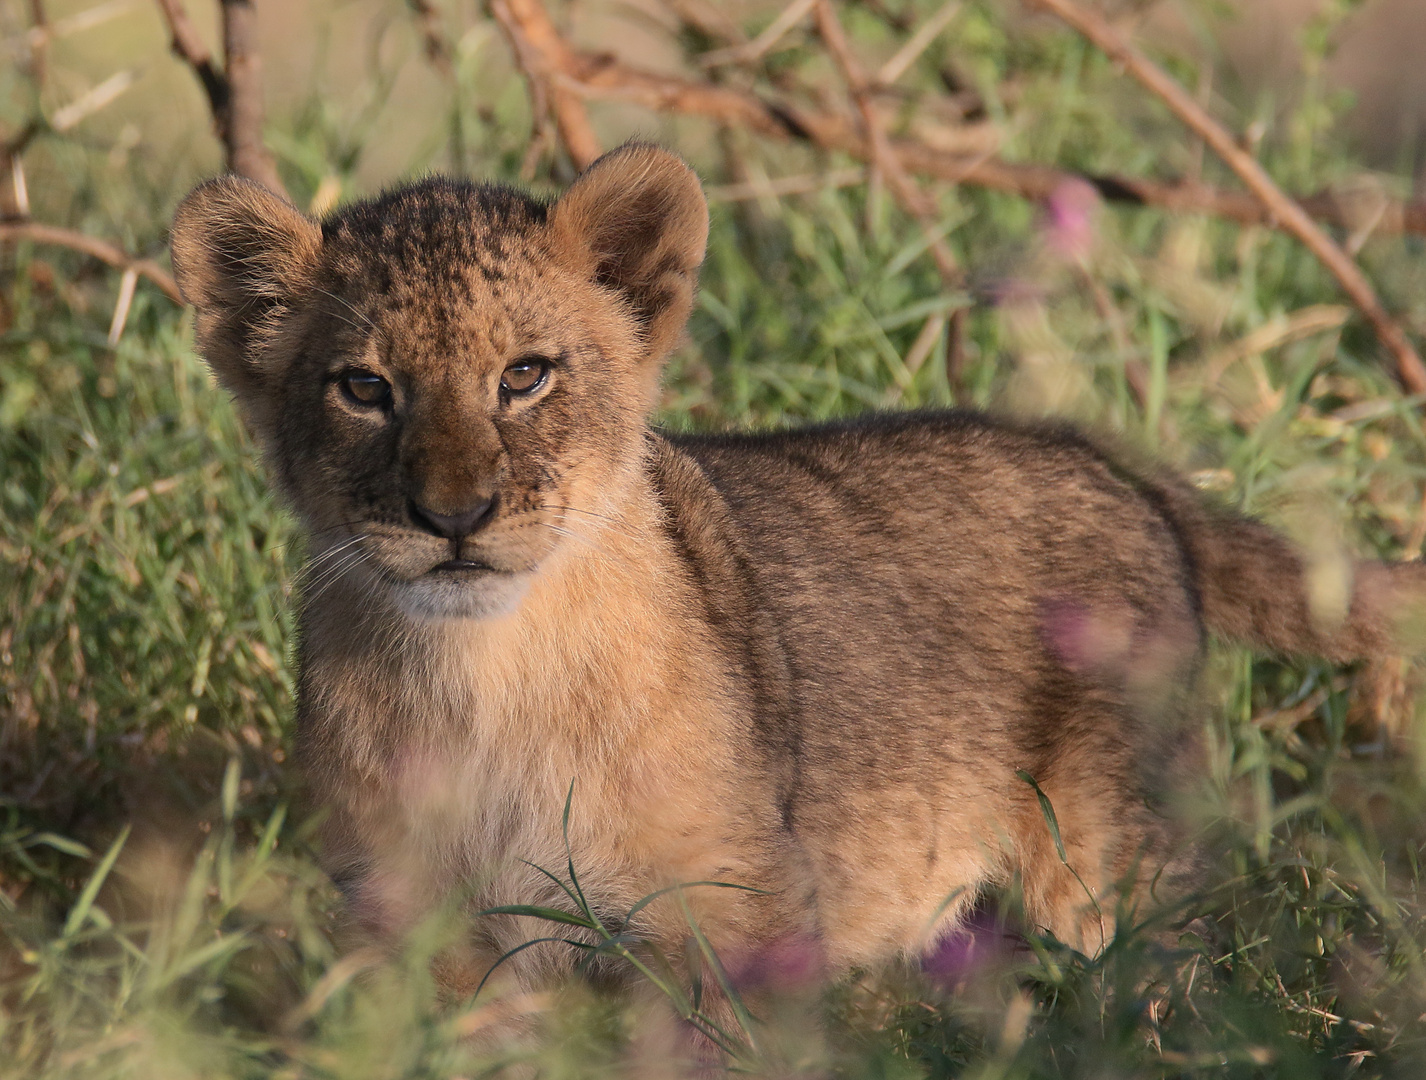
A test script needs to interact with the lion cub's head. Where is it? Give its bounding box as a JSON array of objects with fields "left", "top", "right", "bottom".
[{"left": 170, "top": 145, "right": 708, "bottom": 620}]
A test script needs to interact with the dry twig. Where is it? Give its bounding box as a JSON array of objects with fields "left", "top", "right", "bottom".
[
  {"left": 219, "top": 0, "right": 283, "bottom": 193},
  {"left": 488, "top": 0, "right": 557, "bottom": 177},
  {"left": 153, "top": 0, "right": 285, "bottom": 194},
  {"left": 1026, "top": 0, "right": 1426, "bottom": 394},
  {"left": 26, "top": 0, "right": 50, "bottom": 86},
  {"left": 0, "top": 1, "right": 182, "bottom": 321},
  {"left": 153, "top": 0, "right": 228, "bottom": 121},
  {"left": 662, "top": 0, "right": 744, "bottom": 47},
  {"left": 698, "top": 0, "right": 818, "bottom": 68},
  {"left": 51, "top": 71, "right": 136, "bottom": 133},
  {"left": 0, "top": 222, "right": 182, "bottom": 304},
  {"left": 488, "top": 0, "right": 601, "bottom": 170},
  {"left": 875, "top": 0, "right": 960, "bottom": 86},
  {"left": 0, "top": 122, "right": 40, "bottom": 220},
  {"left": 107, "top": 267, "right": 140, "bottom": 344},
  {"left": 815, "top": 0, "right": 961, "bottom": 286},
  {"left": 501, "top": 20, "right": 1426, "bottom": 241},
  {"left": 2, "top": 3, "right": 47, "bottom": 222}
]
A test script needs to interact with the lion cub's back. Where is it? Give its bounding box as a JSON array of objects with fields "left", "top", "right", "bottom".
[{"left": 670, "top": 408, "right": 1202, "bottom": 760}]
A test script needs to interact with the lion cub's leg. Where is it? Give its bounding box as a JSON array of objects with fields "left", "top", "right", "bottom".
[{"left": 1013, "top": 769, "right": 1186, "bottom": 956}]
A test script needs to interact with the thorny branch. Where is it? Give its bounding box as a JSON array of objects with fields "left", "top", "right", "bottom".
[
  {"left": 467, "top": 2, "right": 1426, "bottom": 241},
  {"left": 152, "top": 0, "right": 228, "bottom": 124},
  {"left": 1026, "top": 0, "right": 1426, "bottom": 394},
  {"left": 0, "top": 223, "right": 182, "bottom": 305},
  {"left": 459, "top": 0, "right": 1426, "bottom": 393},
  {"left": 2, "top": 2, "right": 179, "bottom": 332},
  {"left": 488, "top": 0, "right": 601, "bottom": 170},
  {"left": 153, "top": 0, "right": 286, "bottom": 195},
  {"left": 814, "top": 0, "right": 961, "bottom": 285}
]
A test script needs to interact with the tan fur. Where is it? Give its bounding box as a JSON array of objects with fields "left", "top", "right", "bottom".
[{"left": 169, "top": 145, "right": 1426, "bottom": 1007}]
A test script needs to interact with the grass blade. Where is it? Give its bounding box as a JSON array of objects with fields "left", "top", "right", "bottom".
[
  {"left": 621, "top": 880, "right": 770, "bottom": 932},
  {"left": 1016, "top": 769, "right": 1067, "bottom": 862},
  {"left": 475, "top": 904, "right": 599, "bottom": 930},
  {"left": 473, "top": 936, "right": 592, "bottom": 1000},
  {"left": 62, "top": 824, "right": 129, "bottom": 940}
]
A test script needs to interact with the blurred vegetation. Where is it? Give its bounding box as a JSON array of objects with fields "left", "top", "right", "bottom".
[{"left": 5, "top": 0, "right": 1426, "bottom": 1076}]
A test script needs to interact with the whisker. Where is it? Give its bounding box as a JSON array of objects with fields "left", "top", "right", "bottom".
[
  {"left": 304, "top": 548, "right": 370, "bottom": 607},
  {"left": 528, "top": 520, "right": 639, "bottom": 563},
  {"left": 540, "top": 506, "right": 641, "bottom": 543},
  {"left": 301, "top": 536, "right": 368, "bottom": 594},
  {"left": 309, "top": 519, "right": 379, "bottom": 538},
  {"left": 301, "top": 557, "right": 356, "bottom": 604},
  {"left": 303, "top": 534, "right": 365, "bottom": 576},
  {"left": 544, "top": 504, "right": 629, "bottom": 526},
  {"left": 312, "top": 286, "right": 378, "bottom": 333}
]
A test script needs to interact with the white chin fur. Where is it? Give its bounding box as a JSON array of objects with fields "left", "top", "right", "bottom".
[{"left": 393, "top": 571, "right": 533, "bottom": 622}]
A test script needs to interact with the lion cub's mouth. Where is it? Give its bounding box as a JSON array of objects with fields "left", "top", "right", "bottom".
[{"left": 429, "top": 558, "right": 498, "bottom": 574}]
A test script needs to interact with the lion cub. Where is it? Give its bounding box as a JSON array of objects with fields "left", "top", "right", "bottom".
[{"left": 171, "top": 144, "right": 1422, "bottom": 1000}]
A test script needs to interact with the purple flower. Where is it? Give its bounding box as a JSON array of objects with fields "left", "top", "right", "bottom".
[
  {"left": 922, "top": 909, "right": 1018, "bottom": 990},
  {"left": 1042, "top": 179, "right": 1101, "bottom": 263},
  {"left": 724, "top": 932, "right": 826, "bottom": 993},
  {"left": 1038, "top": 595, "right": 1134, "bottom": 675}
]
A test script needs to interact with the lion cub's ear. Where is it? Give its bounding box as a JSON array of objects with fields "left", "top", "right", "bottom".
[
  {"left": 548, "top": 143, "right": 709, "bottom": 366},
  {"left": 170, "top": 176, "right": 322, "bottom": 420}
]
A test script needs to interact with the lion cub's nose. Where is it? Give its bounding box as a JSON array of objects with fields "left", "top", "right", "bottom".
[{"left": 409, "top": 497, "right": 495, "bottom": 540}]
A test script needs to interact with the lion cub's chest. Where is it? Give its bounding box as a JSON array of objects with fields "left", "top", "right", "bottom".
[{"left": 309, "top": 566, "right": 754, "bottom": 934}]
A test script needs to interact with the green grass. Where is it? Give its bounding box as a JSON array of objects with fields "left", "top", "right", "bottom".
[{"left": 5, "top": 1, "right": 1426, "bottom": 1075}]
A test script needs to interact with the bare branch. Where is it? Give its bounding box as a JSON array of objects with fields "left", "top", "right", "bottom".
[
  {"left": 698, "top": 0, "right": 817, "bottom": 69},
  {"left": 1027, "top": 0, "right": 1426, "bottom": 395},
  {"left": 1, "top": 1, "right": 182, "bottom": 325},
  {"left": 489, "top": 0, "right": 601, "bottom": 170},
  {"left": 875, "top": 0, "right": 960, "bottom": 86},
  {"left": 220, "top": 0, "right": 284, "bottom": 193},
  {"left": 3, "top": 6, "right": 45, "bottom": 229},
  {"left": 489, "top": 0, "right": 557, "bottom": 177},
  {"left": 152, "top": 0, "right": 285, "bottom": 194},
  {"left": 555, "top": 41, "right": 1426, "bottom": 233},
  {"left": 660, "top": 0, "right": 745, "bottom": 48},
  {"left": 153, "top": 0, "right": 230, "bottom": 127},
  {"left": 816, "top": 0, "right": 961, "bottom": 286},
  {"left": 26, "top": 0, "right": 50, "bottom": 86},
  {"left": 0, "top": 222, "right": 182, "bottom": 304}
]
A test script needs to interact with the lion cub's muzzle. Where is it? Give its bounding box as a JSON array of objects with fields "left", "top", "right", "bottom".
[
  {"left": 369, "top": 492, "right": 536, "bottom": 621},
  {"left": 408, "top": 496, "right": 496, "bottom": 542},
  {"left": 405, "top": 495, "right": 505, "bottom": 575}
]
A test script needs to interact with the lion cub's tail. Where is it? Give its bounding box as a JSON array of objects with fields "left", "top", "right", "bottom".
[{"left": 1148, "top": 476, "right": 1426, "bottom": 662}]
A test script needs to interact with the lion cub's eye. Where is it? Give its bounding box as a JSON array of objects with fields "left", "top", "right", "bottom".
[
  {"left": 501, "top": 359, "right": 550, "bottom": 395},
  {"left": 342, "top": 372, "right": 391, "bottom": 407}
]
